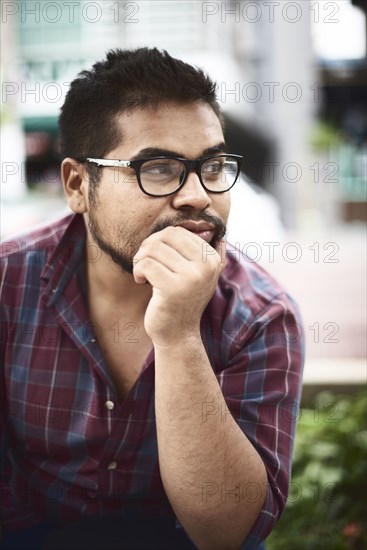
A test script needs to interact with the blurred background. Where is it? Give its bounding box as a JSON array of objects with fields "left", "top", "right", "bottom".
[{"left": 1, "top": 1, "right": 366, "bottom": 547}]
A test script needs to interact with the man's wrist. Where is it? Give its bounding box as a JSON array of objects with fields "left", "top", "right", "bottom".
[{"left": 152, "top": 328, "right": 203, "bottom": 352}]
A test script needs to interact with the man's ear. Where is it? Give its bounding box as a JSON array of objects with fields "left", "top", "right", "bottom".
[{"left": 61, "top": 158, "right": 88, "bottom": 213}]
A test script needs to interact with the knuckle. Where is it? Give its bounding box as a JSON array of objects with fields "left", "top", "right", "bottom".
[{"left": 140, "top": 256, "right": 154, "bottom": 268}]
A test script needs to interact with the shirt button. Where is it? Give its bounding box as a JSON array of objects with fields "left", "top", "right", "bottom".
[
  {"left": 104, "top": 400, "right": 115, "bottom": 411},
  {"left": 90, "top": 338, "right": 96, "bottom": 343},
  {"left": 107, "top": 461, "right": 118, "bottom": 470}
]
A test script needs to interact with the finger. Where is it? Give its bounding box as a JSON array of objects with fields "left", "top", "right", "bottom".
[
  {"left": 134, "top": 240, "right": 191, "bottom": 275},
  {"left": 133, "top": 256, "right": 176, "bottom": 287},
  {"left": 141, "top": 226, "right": 204, "bottom": 260}
]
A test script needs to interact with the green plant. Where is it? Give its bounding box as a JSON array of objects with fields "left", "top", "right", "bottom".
[
  {"left": 266, "top": 390, "right": 367, "bottom": 550},
  {"left": 310, "top": 121, "right": 342, "bottom": 151}
]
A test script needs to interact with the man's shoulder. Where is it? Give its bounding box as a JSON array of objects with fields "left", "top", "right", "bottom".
[
  {"left": 222, "top": 249, "right": 288, "bottom": 303},
  {"left": 204, "top": 251, "right": 304, "bottom": 363},
  {"left": 215, "top": 249, "right": 301, "bottom": 327},
  {"left": 0, "top": 212, "right": 80, "bottom": 263}
]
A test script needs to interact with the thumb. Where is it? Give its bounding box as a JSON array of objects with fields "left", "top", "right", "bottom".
[{"left": 217, "top": 238, "right": 227, "bottom": 275}]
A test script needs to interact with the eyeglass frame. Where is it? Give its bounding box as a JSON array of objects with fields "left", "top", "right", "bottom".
[{"left": 79, "top": 154, "right": 243, "bottom": 197}]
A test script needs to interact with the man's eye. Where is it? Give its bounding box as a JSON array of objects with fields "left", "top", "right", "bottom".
[
  {"left": 141, "top": 160, "right": 183, "bottom": 183},
  {"left": 142, "top": 163, "right": 174, "bottom": 175},
  {"left": 203, "top": 162, "right": 222, "bottom": 175}
]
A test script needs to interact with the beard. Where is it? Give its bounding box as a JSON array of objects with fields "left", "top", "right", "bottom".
[{"left": 87, "top": 207, "right": 226, "bottom": 275}]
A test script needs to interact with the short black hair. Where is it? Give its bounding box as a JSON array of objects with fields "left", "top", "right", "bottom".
[{"left": 59, "top": 47, "right": 223, "bottom": 167}]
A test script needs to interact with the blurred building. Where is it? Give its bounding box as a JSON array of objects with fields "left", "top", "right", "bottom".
[{"left": 314, "top": 0, "right": 367, "bottom": 222}]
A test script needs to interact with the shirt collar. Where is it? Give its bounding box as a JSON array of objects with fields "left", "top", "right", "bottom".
[{"left": 41, "top": 213, "right": 86, "bottom": 306}]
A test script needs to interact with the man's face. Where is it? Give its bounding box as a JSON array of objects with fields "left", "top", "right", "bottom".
[{"left": 85, "top": 101, "right": 231, "bottom": 274}]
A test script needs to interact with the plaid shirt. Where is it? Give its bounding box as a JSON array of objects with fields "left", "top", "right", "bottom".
[{"left": 0, "top": 213, "right": 304, "bottom": 548}]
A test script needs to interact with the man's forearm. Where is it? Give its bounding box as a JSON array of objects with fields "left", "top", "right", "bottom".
[{"left": 154, "top": 335, "right": 267, "bottom": 550}]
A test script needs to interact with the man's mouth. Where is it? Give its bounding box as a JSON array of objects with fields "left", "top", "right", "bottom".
[{"left": 174, "top": 221, "right": 216, "bottom": 243}]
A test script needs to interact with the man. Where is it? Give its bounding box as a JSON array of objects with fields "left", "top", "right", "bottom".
[{"left": 0, "top": 48, "right": 304, "bottom": 550}]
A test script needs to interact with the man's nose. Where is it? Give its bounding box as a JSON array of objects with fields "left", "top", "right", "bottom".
[{"left": 171, "top": 170, "right": 211, "bottom": 210}]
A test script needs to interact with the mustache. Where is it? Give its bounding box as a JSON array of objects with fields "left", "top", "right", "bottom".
[{"left": 149, "top": 211, "right": 226, "bottom": 240}]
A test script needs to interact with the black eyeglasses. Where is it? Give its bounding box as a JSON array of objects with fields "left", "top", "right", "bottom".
[{"left": 81, "top": 154, "right": 243, "bottom": 197}]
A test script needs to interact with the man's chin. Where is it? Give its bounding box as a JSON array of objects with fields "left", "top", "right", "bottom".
[
  {"left": 107, "top": 248, "right": 135, "bottom": 275},
  {"left": 88, "top": 236, "right": 134, "bottom": 275}
]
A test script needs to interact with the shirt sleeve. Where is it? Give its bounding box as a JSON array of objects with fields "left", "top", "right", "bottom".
[{"left": 217, "top": 293, "right": 304, "bottom": 549}]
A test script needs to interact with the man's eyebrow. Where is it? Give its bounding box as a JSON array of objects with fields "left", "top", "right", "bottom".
[
  {"left": 202, "top": 143, "right": 228, "bottom": 156},
  {"left": 130, "top": 142, "right": 228, "bottom": 161}
]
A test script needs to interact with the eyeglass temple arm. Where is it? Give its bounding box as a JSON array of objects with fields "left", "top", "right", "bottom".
[{"left": 86, "top": 158, "right": 131, "bottom": 167}]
